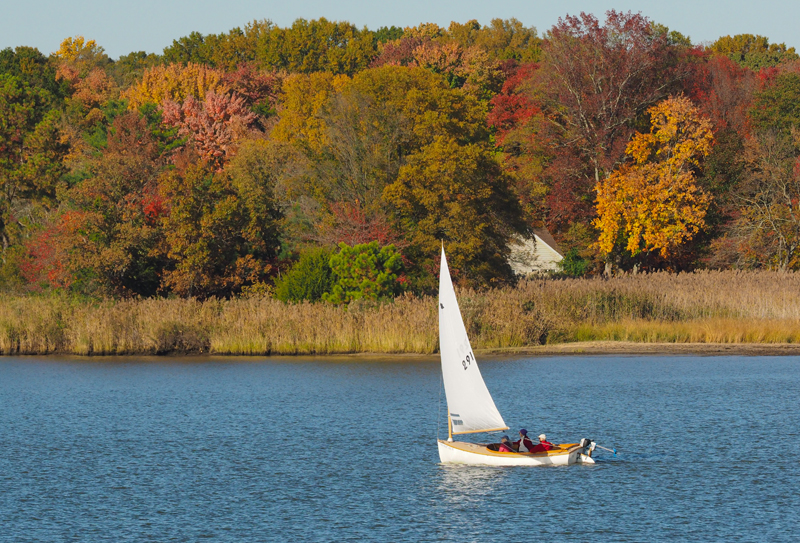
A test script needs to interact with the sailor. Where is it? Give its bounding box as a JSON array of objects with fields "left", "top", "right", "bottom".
[
  {"left": 530, "top": 433, "right": 554, "bottom": 452},
  {"left": 513, "top": 428, "right": 535, "bottom": 452},
  {"left": 497, "top": 435, "right": 514, "bottom": 452}
]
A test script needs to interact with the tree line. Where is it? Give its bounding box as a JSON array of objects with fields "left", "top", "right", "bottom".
[{"left": 1, "top": 12, "right": 799, "bottom": 302}]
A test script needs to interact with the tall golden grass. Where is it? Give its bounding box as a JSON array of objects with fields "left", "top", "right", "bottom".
[
  {"left": 2, "top": 269, "right": 800, "bottom": 355},
  {"left": 0, "top": 294, "right": 441, "bottom": 356}
]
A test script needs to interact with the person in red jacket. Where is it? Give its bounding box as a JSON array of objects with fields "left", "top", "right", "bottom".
[
  {"left": 497, "top": 435, "right": 514, "bottom": 452},
  {"left": 513, "top": 429, "right": 535, "bottom": 452},
  {"left": 530, "top": 433, "right": 554, "bottom": 453}
]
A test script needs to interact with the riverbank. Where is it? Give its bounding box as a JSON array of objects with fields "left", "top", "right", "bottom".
[
  {"left": 482, "top": 341, "right": 800, "bottom": 356},
  {"left": 3, "top": 269, "right": 800, "bottom": 355}
]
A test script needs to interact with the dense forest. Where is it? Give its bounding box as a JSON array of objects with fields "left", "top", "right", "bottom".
[{"left": 2, "top": 12, "right": 800, "bottom": 303}]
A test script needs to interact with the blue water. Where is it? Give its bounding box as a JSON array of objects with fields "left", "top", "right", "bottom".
[{"left": 1, "top": 355, "right": 798, "bottom": 542}]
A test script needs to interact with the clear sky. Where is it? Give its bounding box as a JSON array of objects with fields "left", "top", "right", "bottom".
[{"left": 4, "top": 0, "right": 799, "bottom": 60}]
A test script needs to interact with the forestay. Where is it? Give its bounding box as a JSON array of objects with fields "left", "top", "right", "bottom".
[{"left": 439, "top": 247, "right": 508, "bottom": 435}]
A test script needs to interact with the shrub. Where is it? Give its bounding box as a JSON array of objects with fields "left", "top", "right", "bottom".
[
  {"left": 274, "top": 247, "right": 334, "bottom": 302},
  {"left": 558, "top": 248, "right": 590, "bottom": 277}
]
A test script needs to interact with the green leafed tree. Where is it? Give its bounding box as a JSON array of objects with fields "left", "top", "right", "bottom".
[
  {"left": 750, "top": 72, "right": 800, "bottom": 131},
  {"left": 257, "top": 18, "right": 376, "bottom": 75},
  {"left": 162, "top": 21, "right": 274, "bottom": 71},
  {"left": 447, "top": 18, "right": 541, "bottom": 61},
  {"left": 323, "top": 241, "right": 404, "bottom": 304},
  {"left": 273, "top": 65, "right": 525, "bottom": 288},
  {"left": 710, "top": 34, "right": 799, "bottom": 70},
  {"left": 0, "top": 74, "right": 67, "bottom": 252},
  {"left": 374, "top": 26, "right": 404, "bottom": 45},
  {"left": 0, "top": 46, "right": 66, "bottom": 101},
  {"left": 727, "top": 70, "right": 800, "bottom": 270},
  {"left": 108, "top": 51, "right": 162, "bottom": 89},
  {"left": 162, "top": 31, "right": 209, "bottom": 65},
  {"left": 557, "top": 248, "right": 589, "bottom": 277}
]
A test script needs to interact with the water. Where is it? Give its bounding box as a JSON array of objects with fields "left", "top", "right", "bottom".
[{"left": 1, "top": 354, "right": 798, "bottom": 542}]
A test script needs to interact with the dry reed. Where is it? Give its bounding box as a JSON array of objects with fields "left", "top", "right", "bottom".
[{"left": 1, "top": 269, "right": 800, "bottom": 355}]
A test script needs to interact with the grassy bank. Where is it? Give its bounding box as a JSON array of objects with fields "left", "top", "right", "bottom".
[{"left": 2, "top": 269, "right": 800, "bottom": 355}]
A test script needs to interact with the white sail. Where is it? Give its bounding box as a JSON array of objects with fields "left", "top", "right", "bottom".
[{"left": 439, "top": 247, "right": 508, "bottom": 435}]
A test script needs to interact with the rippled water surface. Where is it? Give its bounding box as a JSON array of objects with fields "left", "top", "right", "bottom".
[{"left": 1, "top": 354, "right": 798, "bottom": 542}]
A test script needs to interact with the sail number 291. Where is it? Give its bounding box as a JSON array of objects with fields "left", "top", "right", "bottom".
[{"left": 462, "top": 354, "right": 472, "bottom": 370}]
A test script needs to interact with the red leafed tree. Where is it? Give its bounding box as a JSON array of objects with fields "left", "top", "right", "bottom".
[
  {"left": 161, "top": 90, "right": 257, "bottom": 168},
  {"left": 19, "top": 224, "right": 71, "bottom": 290},
  {"left": 487, "top": 61, "right": 545, "bottom": 223},
  {"left": 684, "top": 53, "right": 758, "bottom": 241},
  {"left": 370, "top": 36, "right": 430, "bottom": 67},
  {"left": 543, "top": 11, "right": 685, "bottom": 178},
  {"left": 532, "top": 10, "right": 690, "bottom": 230},
  {"left": 488, "top": 61, "right": 540, "bottom": 147},
  {"left": 688, "top": 54, "right": 757, "bottom": 135},
  {"left": 315, "top": 201, "right": 405, "bottom": 248},
  {"left": 221, "top": 63, "right": 282, "bottom": 117}
]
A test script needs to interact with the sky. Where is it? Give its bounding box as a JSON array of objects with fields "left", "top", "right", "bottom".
[{"left": 3, "top": 0, "right": 799, "bottom": 60}]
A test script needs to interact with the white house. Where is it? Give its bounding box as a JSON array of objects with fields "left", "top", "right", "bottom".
[{"left": 508, "top": 228, "right": 563, "bottom": 275}]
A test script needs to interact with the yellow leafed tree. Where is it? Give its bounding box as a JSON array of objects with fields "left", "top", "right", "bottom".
[
  {"left": 402, "top": 23, "right": 445, "bottom": 40},
  {"left": 594, "top": 96, "right": 714, "bottom": 259},
  {"left": 270, "top": 72, "right": 350, "bottom": 152},
  {"left": 54, "top": 36, "right": 102, "bottom": 61},
  {"left": 125, "top": 63, "right": 228, "bottom": 109}
]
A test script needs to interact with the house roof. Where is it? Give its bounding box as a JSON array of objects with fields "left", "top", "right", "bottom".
[
  {"left": 508, "top": 228, "right": 563, "bottom": 274},
  {"left": 531, "top": 228, "right": 562, "bottom": 257}
]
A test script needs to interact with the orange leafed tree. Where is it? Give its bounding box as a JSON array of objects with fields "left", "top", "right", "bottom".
[
  {"left": 594, "top": 96, "right": 714, "bottom": 259},
  {"left": 54, "top": 35, "right": 116, "bottom": 129},
  {"left": 161, "top": 90, "right": 257, "bottom": 168}
]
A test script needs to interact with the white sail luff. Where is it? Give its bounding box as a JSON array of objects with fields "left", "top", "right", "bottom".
[{"left": 439, "top": 247, "right": 507, "bottom": 434}]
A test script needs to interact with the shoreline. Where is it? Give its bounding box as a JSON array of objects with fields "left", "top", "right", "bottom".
[
  {"left": 3, "top": 341, "right": 800, "bottom": 359},
  {"left": 481, "top": 341, "right": 800, "bottom": 357}
]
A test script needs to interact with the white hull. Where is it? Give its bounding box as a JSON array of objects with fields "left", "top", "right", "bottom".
[{"left": 438, "top": 439, "right": 595, "bottom": 466}]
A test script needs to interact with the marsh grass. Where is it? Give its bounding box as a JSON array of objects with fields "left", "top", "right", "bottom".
[
  {"left": 529, "top": 270, "right": 800, "bottom": 343},
  {"left": 0, "top": 293, "right": 441, "bottom": 356},
  {"left": 1, "top": 269, "right": 800, "bottom": 355},
  {"left": 568, "top": 318, "right": 800, "bottom": 343}
]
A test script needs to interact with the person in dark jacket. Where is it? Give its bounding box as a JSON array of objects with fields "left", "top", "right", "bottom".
[{"left": 513, "top": 428, "right": 535, "bottom": 452}]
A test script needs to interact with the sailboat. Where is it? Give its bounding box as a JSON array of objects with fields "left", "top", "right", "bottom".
[{"left": 437, "top": 247, "right": 596, "bottom": 466}]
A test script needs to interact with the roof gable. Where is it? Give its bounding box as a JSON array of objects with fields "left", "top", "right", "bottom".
[{"left": 508, "top": 229, "right": 563, "bottom": 274}]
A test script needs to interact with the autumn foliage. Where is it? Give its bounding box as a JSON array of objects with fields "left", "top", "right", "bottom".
[
  {"left": 595, "top": 96, "right": 713, "bottom": 260},
  {"left": 1, "top": 12, "right": 800, "bottom": 302},
  {"left": 126, "top": 62, "right": 227, "bottom": 109},
  {"left": 161, "top": 90, "right": 257, "bottom": 168}
]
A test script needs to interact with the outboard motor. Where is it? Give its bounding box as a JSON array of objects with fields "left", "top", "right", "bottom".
[{"left": 579, "top": 438, "right": 596, "bottom": 457}]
